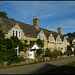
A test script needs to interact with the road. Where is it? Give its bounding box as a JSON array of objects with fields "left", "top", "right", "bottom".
[{"left": 0, "top": 57, "right": 75, "bottom": 74}]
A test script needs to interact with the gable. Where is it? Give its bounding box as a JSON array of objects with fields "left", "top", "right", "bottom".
[
  {"left": 56, "top": 34, "right": 62, "bottom": 43},
  {"left": 48, "top": 33, "right": 55, "bottom": 42},
  {"left": 37, "top": 30, "right": 47, "bottom": 40}
]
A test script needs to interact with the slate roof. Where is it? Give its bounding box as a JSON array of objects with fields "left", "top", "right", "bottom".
[{"left": 0, "top": 17, "right": 64, "bottom": 40}]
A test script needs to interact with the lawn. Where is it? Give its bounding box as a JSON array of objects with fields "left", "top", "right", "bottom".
[{"left": 42, "top": 61, "right": 75, "bottom": 74}]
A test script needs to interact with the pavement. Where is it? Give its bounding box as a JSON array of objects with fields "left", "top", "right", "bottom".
[{"left": 0, "top": 57, "right": 75, "bottom": 74}]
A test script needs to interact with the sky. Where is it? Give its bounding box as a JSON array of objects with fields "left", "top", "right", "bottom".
[{"left": 0, "top": 1, "right": 75, "bottom": 35}]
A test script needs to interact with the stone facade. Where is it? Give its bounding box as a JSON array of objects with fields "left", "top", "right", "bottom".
[
  {"left": 0, "top": 16, "right": 70, "bottom": 59},
  {"left": 4, "top": 23, "right": 69, "bottom": 54}
]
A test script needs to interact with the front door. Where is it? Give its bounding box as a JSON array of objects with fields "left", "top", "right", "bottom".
[{"left": 29, "top": 50, "right": 34, "bottom": 59}]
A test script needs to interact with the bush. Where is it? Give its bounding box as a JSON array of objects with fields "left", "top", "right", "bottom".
[
  {"left": 64, "top": 51, "right": 75, "bottom": 57},
  {"left": 0, "top": 48, "right": 17, "bottom": 62},
  {"left": 36, "top": 49, "right": 43, "bottom": 56},
  {"left": 52, "top": 49, "right": 62, "bottom": 58},
  {"left": 45, "top": 48, "right": 52, "bottom": 58}
]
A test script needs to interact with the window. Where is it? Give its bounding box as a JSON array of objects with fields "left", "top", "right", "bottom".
[
  {"left": 39, "top": 34, "right": 44, "bottom": 40},
  {"left": 65, "top": 47, "right": 67, "bottom": 51},
  {"left": 57, "top": 37, "right": 60, "bottom": 42},
  {"left": 29, "top": 54, "right": 32, "bottom": 56},
  {"left": 19, "top": 31, "right": 21, "bottom": 37},
  {"left": 12, "top": 29, "right": 21, "bottom": 38},
  {"left": 13, "top": 30, "right": 15, "bottom": 37},
  {"left": 58, "top": 47, "right": 61, "bottom": 50},
  {"left": 64, "top": 39, "right": 66, "bottom": 43},
  {"left": 73, "top": 42, "right": 75, "bottom": 44},
  {"left": 50, "top": 36, "right": 53, "bottom": 42},
  {"left": 16, "top": 31, "right": 17, "bottom": 37}
]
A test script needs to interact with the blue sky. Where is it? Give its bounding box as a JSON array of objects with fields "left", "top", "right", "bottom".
[{"left": 0, "top": 1, "right": 75, "bottom": 34}]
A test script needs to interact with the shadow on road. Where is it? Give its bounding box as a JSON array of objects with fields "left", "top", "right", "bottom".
[
  {"left": 29, "top": 63, "right": 58, "bottom": 74},
  {"left": 30, "top": 63, "right": 75, "bottom": 74}
]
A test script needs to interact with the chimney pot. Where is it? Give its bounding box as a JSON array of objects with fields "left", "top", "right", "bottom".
[{"left": 34, "top": 16, "right": 36, "bottom": 19}]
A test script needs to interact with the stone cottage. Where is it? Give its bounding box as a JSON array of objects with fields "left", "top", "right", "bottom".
[{"left": 0, "top": 16, "right": 70, "bottom": 59}]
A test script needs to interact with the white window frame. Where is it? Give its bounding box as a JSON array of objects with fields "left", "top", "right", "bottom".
[
  {"left": 12, "top": 29, "right": 21, "bottom": 38},
  {"left": 50, "top": 36, "right": 53, "bottom": 42},
  {"left": 65, "top": 47, "right": 67, "bottom": 51},
  {"left": 64, "top": 39, "right": 66, "bottom": 43},
  {"left": 39, "top": 34, "right": 44, "bottom": 40},
  {"left": 57, "top": 37, "right": 60, "bottom": 43}
]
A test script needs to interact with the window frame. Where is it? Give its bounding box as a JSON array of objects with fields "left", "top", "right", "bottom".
[
  {"left": 39, "top": 34, "right": 44, "bottom": 40},
  {"left": 50, "top": 36, "right": 53, "bottom": 42},
  {"left": 57, "top": 37, "right": 60, "bottom": 43},
  {"left": 12, "top": 29, "right": 21, "bottom": 38},
  {"left": 64, "top": 39, "right": 66, "bottom": 43}
]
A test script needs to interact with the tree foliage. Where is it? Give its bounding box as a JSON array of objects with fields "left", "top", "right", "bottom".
[
  {"left": 36, "top": 49, "right": 43, "bottom": 56},
  {"left": 0, "top": 31, "right": 25, "bottom": 63},
  {"left": 0, "top": 11, "right": 8, "bottom": 19},
  {"left": 36, "top": 39, "right": 44, "bottom": 48},
  {"left": 29, "top": 39, "right": 44, "bottom": 48},
  {"left": 45, "top": 48, "right": 52, "bottom": 58},
  {"left": 65, "top": 32, "right": 75, "bottom": 38},
  {"left": 52, "top": 49, "right": 62, "bottom": 58},
  {"left": 45, "top": 48, "right": 62, "bottom": 58}
]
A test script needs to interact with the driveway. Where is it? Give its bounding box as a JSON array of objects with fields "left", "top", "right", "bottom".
[{"left": 0, "top": 57, "right": 75, "bottom": 74}]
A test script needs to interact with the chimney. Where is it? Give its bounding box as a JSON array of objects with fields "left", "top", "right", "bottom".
[
  {"left": 33, "top": 16, "right": 39, "bottom": 28},
  {"left": 58, "top": 26, "right": 62, "bottom": 34}
]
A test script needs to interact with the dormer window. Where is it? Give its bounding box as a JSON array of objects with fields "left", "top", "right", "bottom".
[
  {"left": 57, "top": 37, "right": 60, "bottom": 42},
  {"left": 13, "top": 30, "right": 15, "bottom": 37},
  {"left": 16, "top": 31, "right": 17, "bottom": 37},
  {"left": 50, "top": 36, "right": 53, "bottom": 42},
  {"left": 19, "top": 31, "right": 21, "bottom": 37},
  {"left": 64, "top": 39, "right": 66, "bottom": 43},
  {"left": 39, "top": 34, "right": 44, "bottom": 40},
  {"left": 12, "top": 29, "right": 21, "bottom": 38}
]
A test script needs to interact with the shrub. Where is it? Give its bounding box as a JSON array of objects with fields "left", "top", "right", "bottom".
[
  {"left": 45, "top": 48, "right": 52, "bottom": 58},
  {"left": 36, "top": 39, "right": 44, "bottom": 48},
  {"left": 0, "top": 48, "right": 17, "bottom": 62},
  {"left": 64, "top": 51, "right": 75, "bottom": 57},
  {"left": 36, "top": 49, "right": 43, "bottom": 56},
  {"left": 52, "top": 49, "right": 62, "bottom": 58}
]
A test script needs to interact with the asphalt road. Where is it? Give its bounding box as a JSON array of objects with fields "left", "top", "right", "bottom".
[{"left": 0, "top": 57, "right": 75, "bottom": 74}]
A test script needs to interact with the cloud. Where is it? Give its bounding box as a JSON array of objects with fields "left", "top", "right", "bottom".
[
  {"left": 46, "top": 26, "right": 57, "bottom": 32},
  {"left": 3, "top": 1, "right": 75, "bottom": 20},
  {"left": 58, "top": 19, "right": 75, "bottom": 29},
  {"left": 1, "top": 1, "right": 75, "bottom": 34}
]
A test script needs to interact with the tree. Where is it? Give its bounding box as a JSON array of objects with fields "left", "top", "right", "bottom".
[
  {"left": 36, "top": 49, "right": 43, "bottom": 56},
  {"left": 0, "top": 30, "right": 5, "bottom": 39},
  {"left": 65, "top": 32, "right": 75, "bottom": 38},
  {"left": 0, "top": 11, "right": 8, "bottom": 19},
  {"left": 36, "top": 39, "right": 44, "bottom": 48},
  {"left": 4, "top": 38, "right": 14, "bottom": 49},
  {"left": 10, "top": 36, "right": 25, "bottom": 51}
]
